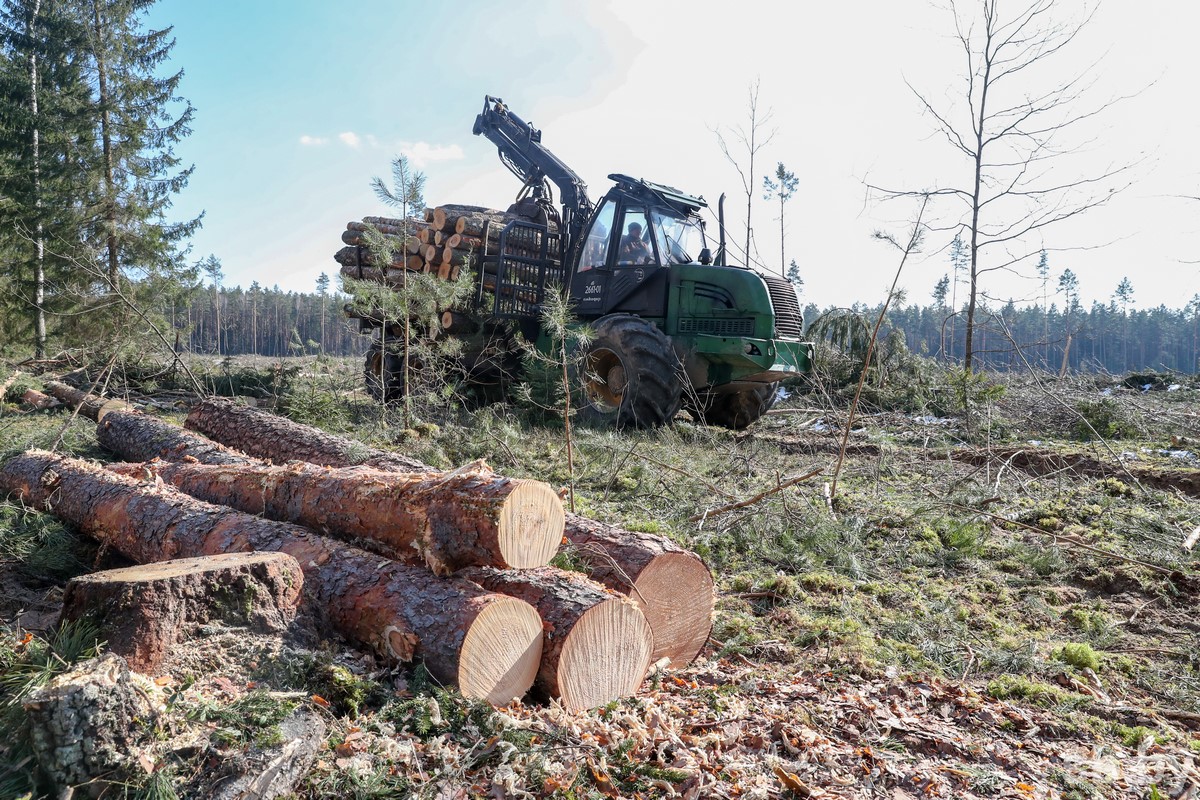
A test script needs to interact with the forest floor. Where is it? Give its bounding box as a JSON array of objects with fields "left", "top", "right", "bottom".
[{"left": 1, "top": 355, "right": 1199, "bottom": 799}]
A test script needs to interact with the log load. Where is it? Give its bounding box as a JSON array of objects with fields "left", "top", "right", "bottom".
[
  {"left": 184, "top": 398, "right": 714, "bottom": 667},
  {"left": 61, "top": 551, "right": 304, "bottom": 673},
  {"left": 341, "top": 229, "right": 425, "bottom": 254},
  {"left": 0, "top": 451, "right": 543, "bottom": 704},
  {"left": 336, "top": 253, "right": 425, "bottom": 279},
  {"left": 432, "top": 204, "right": 504, "bottom": 232},
  {"left": 106, "top": 459, "right": 564, "bottom": 574},
  {"left": 460, "top": 566, "right": 653, "bottom": 711}
]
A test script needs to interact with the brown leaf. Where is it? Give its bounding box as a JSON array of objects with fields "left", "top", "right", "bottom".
[{"left": 773, "top": 763, "right": 813, "bottom": 798}]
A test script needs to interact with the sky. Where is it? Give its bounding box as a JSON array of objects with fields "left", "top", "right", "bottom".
[{"left": 146, "top": 0, "right": 1200, "bottom": 311}]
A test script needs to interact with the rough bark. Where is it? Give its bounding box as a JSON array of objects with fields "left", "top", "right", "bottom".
[
  {"left": 211, "top": 707, "right": 326, "bottom": 800},
  {"left": 25, "top": 653, "right": 155, "bottom": 791},
  {"left": 186, "top": 397, "right": 430, "bottom": 473},
  {"left": 106, "top": 459, "right": 564, "bottom": 574},
  {"left": 183, "top": 399, "right": 714, "bottom": 666},
  {"left": 347, "top": 218, "right": 426, "bottom": 238},
  {"left": 456, "top": 211, "right": 524, "bottom": 238},
  {"left": 60, "top": 551, "right": 303, "bottom": 673},
  {"left": 460, "top": 566, "right": 653, "bottom": 711},
  {"left": 0, "top": 452, "right": 542, "bottom": 702},
  {"left": 98, "top": 407, "right": 248, "bottom": 465}
]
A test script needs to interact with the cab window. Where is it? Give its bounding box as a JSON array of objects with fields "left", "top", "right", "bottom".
[
  {"left": 578, "top": 200, "right": 615, "bottom": 271},
  {"left": 616, "top": 208, "right": 656, "bottom": 266}
]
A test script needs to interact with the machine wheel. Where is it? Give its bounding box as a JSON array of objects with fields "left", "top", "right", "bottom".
[
  {"left": 689, "top": 382, "right": 779, "bottom": 430},
  {"left": 573, "top": 315, "right": 684, "bottom": 429},
  {"left": 364, "top": 341, "right": 406, "bottom": 402}
]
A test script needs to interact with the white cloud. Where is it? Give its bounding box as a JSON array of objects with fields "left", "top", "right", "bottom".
[
  {"left": 338, "top": 131, "right": 361, "bottom": 148},
  {"left": 298, "top": 135, "right": 328, "bottom": 146},
  {"left": 396, "top": 141, "right": 465, "bottom": 167}
]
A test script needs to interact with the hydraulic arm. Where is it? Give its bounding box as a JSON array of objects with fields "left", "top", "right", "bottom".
[{"left": 472, "top": 96, "right": 592, "bottom": 265}]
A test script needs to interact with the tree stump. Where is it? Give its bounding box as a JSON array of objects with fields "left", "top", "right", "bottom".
[
  {"left": 24, "top": 653, "right": 155, "bottom": 793},
  {"left": 60, "top": 552, "right": 304, "bottom": 674}
]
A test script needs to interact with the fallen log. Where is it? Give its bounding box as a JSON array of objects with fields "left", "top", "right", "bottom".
[
  {"left": 441, "top": 311, "right": 480, "bottom": 335},
  {"left": 21, "top": 389, "right": 60, "bottom": 410},
  {"left": 185, "top": 398, "right": 714, "bottom": 666},
  {"left": 106, "top": 458, "right": 564, "bottom": 574},
  {"left": 43, "top": 380, "right": 132, "bottom": 421},
  {"left": 97, "top": 407, "right": 249, "bottom": 466},
  {"left": 185, "top": 398, "right": 429, "bottom": 472},
  {"left": 61, "top": 551, "right": 303, "bottom": 673},
  {"left": 460, "top": 566, "right": 652, "bottom": 711},
  {"left": 0, "top": 452, "right": 542, "bottom": 703}
]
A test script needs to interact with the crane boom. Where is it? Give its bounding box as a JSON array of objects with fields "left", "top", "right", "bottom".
[{"left": 472, "top": 96, "right": 592, "bottom": 264}]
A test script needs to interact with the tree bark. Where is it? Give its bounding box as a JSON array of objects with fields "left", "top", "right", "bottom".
[
  {"left": 460, "top": 566, "right": 652, "bottom": 711},
  {"left": 184, "top": 399, "right": 714, "bottom": 666},
  {"left": 441, "top": 311, "right": 480, "bottom": 335},
  {"left": 0, "top": 452, "right": 542, "bottom": 703},
  {"left": 20, "top": 389, "right": 58, "bottom": 410},
  {"left": 433, "top": 204, "right": 501, "bottom": 232},
  {"left": 105, "top": 458, "right": 564, "bottom": 574},
  {"left": 186, "top": 397, "right": 429, "bottom": 472}
]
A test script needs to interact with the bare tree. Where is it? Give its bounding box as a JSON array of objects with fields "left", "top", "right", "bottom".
[
  {"left": 714, "top": 79, "right": 775, "bottom": 268},
  {"left": 871, "top": 0, "right": 1136, "bottom": 371}
]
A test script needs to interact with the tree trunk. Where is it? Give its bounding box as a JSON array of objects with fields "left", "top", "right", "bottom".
[
  {"left": 459, "top": 566, "right": 652, "bottom": 711},
  {"left": 20, "top": 388, "right": 58, "bottom": 410},
  {"left": 91, "top": 0, "right": 120, "bottom": 289},
  {"left": 433, "top": 204, "right": 501, "bottom": 232},
  {"left": 105, "top": 458, "right": 564, "bottom": 574},
  {"left": 0, "top": 452, "right": 542, "bottom": 703},
  {"left": 184, "top": 398, "right": 714, "bottom": 666},
  {"left": 185, "top": 397, "right": 429, "bottom": 472},
  {"left": 28, "top": 0, "right": 47, "bottom": 358},
  {"left": 43, "top": 380, "right": 131, "bottom": 421},
  {"left": 441, "top": 311, "right": 480, "bottom": 335}
]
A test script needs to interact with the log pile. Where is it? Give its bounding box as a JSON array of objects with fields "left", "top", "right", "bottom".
[
  {"left": 0, "top": 450, "right": 545, "bottom": 705},
  {"left": 9, "top": 388, "right": 713, "bottom": 710},
  {"left": 183, "top": 398, "right": 714, "bottom": 667}
]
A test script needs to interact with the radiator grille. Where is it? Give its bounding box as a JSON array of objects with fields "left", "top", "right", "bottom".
[
  {"left": 762, "top": 274, "right": 804, "bottom": 339},
  {"left": 678, "top": 317, "right": 755, "bottom": 337}
]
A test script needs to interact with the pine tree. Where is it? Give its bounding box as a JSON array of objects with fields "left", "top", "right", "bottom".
[
  {"left": 315, "top": 272, "right": 330, "bottom": 356},
  {"left": 763, "top": 162, "right": 798, "bottom": 278},
  {"left": 77, "top": 0, "right": 200, "bottom": 292}
]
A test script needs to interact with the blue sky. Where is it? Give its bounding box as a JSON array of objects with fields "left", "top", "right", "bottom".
[{"left": 147, "top": 0, "right": 1199, "bottom": 310}]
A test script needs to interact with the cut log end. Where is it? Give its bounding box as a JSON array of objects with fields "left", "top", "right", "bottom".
[
  {"left": 498, "top": 479, "right": 566, "bottom": 569},
  {"left": 633, "top": 553, "right": 715, "bottom": 667},
  {"left": 558, "top": 598, "right": 653, "bottom": 712},
  {"left": 457, "top": 597, "right": 543, "bottom": 705}
]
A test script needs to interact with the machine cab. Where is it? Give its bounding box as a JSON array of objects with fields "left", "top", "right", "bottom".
[{"left": 569, "top": 174, "right": 708, "bottom": 319}]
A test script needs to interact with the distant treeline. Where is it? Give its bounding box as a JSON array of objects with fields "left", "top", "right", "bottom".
[
  {"left": 172, "top": 285, "right": 1199, "bottom": 375},
  {"left": 804, "top": 299, "right": 1200, "bottom": 375}
]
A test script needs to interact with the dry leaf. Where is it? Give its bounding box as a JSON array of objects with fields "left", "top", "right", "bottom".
[
  {"left": 311, "top": 694, "right": 331, "bottom": 708},
  {"left": 773, "top": 763, "right": 813, "bottom": 798}
]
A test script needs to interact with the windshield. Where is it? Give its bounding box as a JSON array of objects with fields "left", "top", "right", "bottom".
[{"left": 650, "top": 210, "right": 706, "bottom": 265}]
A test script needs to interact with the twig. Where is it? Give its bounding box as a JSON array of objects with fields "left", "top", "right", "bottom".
[
  {"left": 690, "top": 468, "right": 822, "bottom": 523},
  {"left": 1184, "top": 526, "right": 1200, "bottom": 552},
  {"left": 830, "top": 195, "right": 928, "bottom": 500}
]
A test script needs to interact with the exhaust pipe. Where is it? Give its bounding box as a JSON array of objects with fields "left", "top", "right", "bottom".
[{"left": 717, "top": 193, "right": 727, "bottom": 267}]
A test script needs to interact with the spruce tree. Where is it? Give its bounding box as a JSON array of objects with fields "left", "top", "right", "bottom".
[{"left": 0, "top": 0, "right": 91, "bottom": 355}]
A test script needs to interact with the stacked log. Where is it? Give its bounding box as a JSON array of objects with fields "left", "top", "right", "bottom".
[
  {"left": 106, "top": 458, "right": 565, "bottom": 575},
  {"left": 184, "top": 398, "right": 714, "bottom": 667},
  {"left": 460, "top": 566, "right": 653, "bottom": 711},
  {"left": 0, "top": 451, "right": 544, "bottom": 704}
]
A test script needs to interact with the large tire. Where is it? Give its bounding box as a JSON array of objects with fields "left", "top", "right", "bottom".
[
  {"left": 364, "top": 341, "right": 406, "bottom": 402},
  {"left": 573, "top": 315, "right": 683, "bottom": 429},
  {"left": 690, "top": 382, "right": 779, "bottom": 430}
]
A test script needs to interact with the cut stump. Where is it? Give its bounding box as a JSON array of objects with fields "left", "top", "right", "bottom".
[
  {"left": 25, "top": 653, "right": 155, "bottom": 792},
  {"left": 60, "top": 551, "right": 304, "bottom": 673}
]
